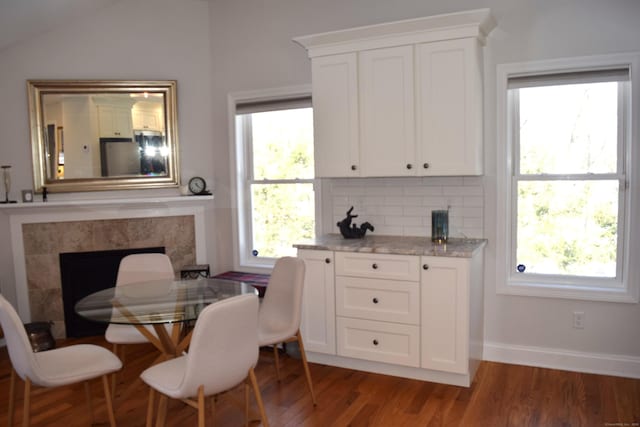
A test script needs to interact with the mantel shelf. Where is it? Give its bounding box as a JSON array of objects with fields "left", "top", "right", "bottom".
[{"left": 0, "top": 194, "right": 214, "bottom": 213}]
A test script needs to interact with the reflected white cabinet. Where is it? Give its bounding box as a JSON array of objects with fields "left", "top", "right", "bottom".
[
  {"left": 132, "top": 108, "right": 163, "bottom": 131},
  {"left": 97, "top": 105, "right": 133, "bottom": 138},
  {"left": 298, "top": 249, "right": 336, "bottom": 355},
  {"left": 312, "top": 54, "right": 360, "bottom": 177}
]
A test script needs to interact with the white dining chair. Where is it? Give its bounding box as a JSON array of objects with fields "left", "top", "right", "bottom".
[
  {"left": 140, "top": 293, "right": 269, "bottom": 427},
  {"left": 258, "top": 256, "right": 317, "bottom": 405},
  {"left": 0, "top": 294, "right": 122, "bottom": 427},
  {"left": 105, "top": 253, "right": 175, "bottom": 394}
]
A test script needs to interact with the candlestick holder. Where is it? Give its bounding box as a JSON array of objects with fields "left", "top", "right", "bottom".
[{"left": 0, "top": 165, "right": 17, "bottom": 204}]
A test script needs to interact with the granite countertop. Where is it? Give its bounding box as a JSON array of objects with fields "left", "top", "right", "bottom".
[{"left": 294, "top": 234, "right": 487, "bottom": 258}]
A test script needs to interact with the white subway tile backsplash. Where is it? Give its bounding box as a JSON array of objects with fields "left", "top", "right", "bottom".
[{"left": 325, "top": 176, "right": 484, "bottom": 238}]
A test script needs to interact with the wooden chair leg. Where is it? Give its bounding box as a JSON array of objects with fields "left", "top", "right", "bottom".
[
  {"left": 244, "top": 382, "right": 250, "bottom": 427},
  {"left": 197, "top": 386, "right": 205, "bottom": 427},
  {"left": 297, "top": 330, "right": 317, "bottom": 405},
  {"left": 101, "top": 375, "right": 117, "bottom": 427},
  {"left": 210, "top": 395, "right": 217, "bottom": 427},
  {"left": 84, "top": 381, "right": 94, "bottom": 424},
  {"left": 111, "top": 343, "right": 119, "bottom": 400},
  {"left": 8, "top": 367, "right": 16, "bottom": 427},
  {"left": 155, "top": 394, "right": 168, "bottom": 427},
  {"left": 146, "top": 387, "right": 156, "bottom": 427},
  {"left": 273, "top": 344, "right": 281, "bottom": 381},
  {"left": 22, "top": 377, "right": 32, "bottom": 427},
  {"left": 248, "top": 368, "right": 269, "bottom": 427}
]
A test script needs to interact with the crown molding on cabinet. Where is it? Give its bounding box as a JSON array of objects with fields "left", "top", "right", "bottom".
[{"left": 293, "top": 8, "right": 496, "bottom": 58}]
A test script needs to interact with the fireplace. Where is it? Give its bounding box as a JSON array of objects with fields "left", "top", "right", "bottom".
[
  {"left": 60, "top": 246, "right": 165, "bottom": 338},
  {"left": 3, "top": 196, "right": 211, "bottom": 339}
]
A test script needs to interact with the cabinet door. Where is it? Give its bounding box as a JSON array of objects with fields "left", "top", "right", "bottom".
[
  {"left": 420, "top": 256, "right": 469, "bottom": 374},
  {"left": 360, "top": 46, "right": 415, "bottom": 177},
  {"left": 312, "top": 53, "right": 360, "bottom": 177},
  {"left": 416, "top": 38, "right": 483, "bottom": 175},
  {"left": 98, "top": 105, "right": 133, "bottom": 138},
  {"left": 133, "top": 109, "right": 162, "bottom": 131},
  {"left": 298, "top": 249, "right": 336, "bottom": 354}
]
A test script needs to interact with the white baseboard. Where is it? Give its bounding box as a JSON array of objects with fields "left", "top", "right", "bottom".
[{"left": 483, "top": 341, "right": 640, "bottom": 379}]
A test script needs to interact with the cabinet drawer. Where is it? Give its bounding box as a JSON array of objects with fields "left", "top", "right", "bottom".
[
  {"left": 336, "top": 317, "right": 420, "bottom": 367},
  {"left": 335, "top": 252, "right": 419, "bottom": 281},
  {"left": 336, "top": 277, "right": 419, "bottom": 324}
]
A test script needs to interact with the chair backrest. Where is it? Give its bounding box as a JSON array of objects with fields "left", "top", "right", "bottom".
[
  {"left": 116, "top": 253, "right": 175, "bottom": 286},
  {"left": 258, "top": 257, "right": 306, "bottom": 339},
  {"left": 0, "top": 294, "right": 40, "bottom": 382},
  {"left": 180, "top": 293, "right": 259, "bottom": 397}
]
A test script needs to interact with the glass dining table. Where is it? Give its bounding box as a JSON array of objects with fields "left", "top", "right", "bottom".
[{"left": 75, "top": 277, "right": 258, "bottom": 359}]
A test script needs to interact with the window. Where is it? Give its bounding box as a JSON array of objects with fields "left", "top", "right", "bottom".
[
  {"left": 497, "top": 55, "right": 640, "bottom": 302},
  {"left": 232, "top": 92, "right": 316, "bottom": 269}
]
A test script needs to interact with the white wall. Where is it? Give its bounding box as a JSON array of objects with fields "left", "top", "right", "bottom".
[
  {"left": 0, "top": 0, "right": 214, "bottom": 302},
  {"left": 208, "top": 0, "right": 640, "bottom": 376}
]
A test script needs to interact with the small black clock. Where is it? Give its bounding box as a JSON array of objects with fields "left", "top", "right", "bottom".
[{"left": 188, "top": 177, "right": 209, "bottom": 195}]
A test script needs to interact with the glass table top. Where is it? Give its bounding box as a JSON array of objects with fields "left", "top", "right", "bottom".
[{"left": 75, "top": 277, "right": 258, "bottom": 325}]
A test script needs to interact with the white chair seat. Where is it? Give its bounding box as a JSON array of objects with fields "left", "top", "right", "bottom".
[
  {"left": 34, "top": 345, "right": 122, "bottom": 387},
  {"left": 258, "top": 329, "right": 289, "bottom": 347},
  {"left": 105, "top": 323, "right": 172, "bottom": 344},
  {"left": 141, "top": 356, "right": 187, "bottom": 398}
]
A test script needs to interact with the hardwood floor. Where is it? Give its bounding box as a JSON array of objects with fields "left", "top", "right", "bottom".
[{"left": 0, "top": 336, "right": 638, "bottom": 426}]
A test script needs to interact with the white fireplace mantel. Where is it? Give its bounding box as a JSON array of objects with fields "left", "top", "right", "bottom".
[{"left": 1, "top": 195, "right": 214, "bottom": 320}]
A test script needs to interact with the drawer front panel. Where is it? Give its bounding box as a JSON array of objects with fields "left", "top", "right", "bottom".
[
  {"left": 336, "top": 276, "right": 419, "bottom": 324},
  {"left": 337, "top": 317, "right": 420, "bottom": 367},
  {"left": 335, "top": 252, "right": 419, "bottom": 281}
]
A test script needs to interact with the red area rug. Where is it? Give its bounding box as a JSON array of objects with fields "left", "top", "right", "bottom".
[{"left": 212, "top": 271, "right": 270, "bottom": 297}]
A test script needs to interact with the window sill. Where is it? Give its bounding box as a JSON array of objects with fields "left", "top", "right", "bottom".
[{"left": 497, "top": 280, "right": 638, "bottom": 303}]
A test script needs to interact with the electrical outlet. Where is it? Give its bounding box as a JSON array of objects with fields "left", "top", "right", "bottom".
[{"left": 573, "top": 311, "right": 585, "bottom": 329}]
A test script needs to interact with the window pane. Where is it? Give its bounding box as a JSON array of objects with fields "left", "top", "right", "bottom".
[
  {"left": 516, "top": 180, "right": 619, "bottom": 277},
  {"left": 250, "top": 108, "right": 314, "bottom": 180},
  {"left": 250, "top": 183, "right": 315, "bottom": 258},
  {"left": 518, "top": 82, "right": 618, "bottom": 175}
]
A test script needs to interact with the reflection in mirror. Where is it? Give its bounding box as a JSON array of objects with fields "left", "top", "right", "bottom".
[{"left": 28, "top": 80, "right": 180, "bottom": 193}]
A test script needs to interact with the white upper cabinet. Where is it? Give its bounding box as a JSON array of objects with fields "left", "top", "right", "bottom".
[
  {"left": 312, "top": 53, "right": 360, "bottom": 177},
  {"left": 97, "top": 105, "right": 133, "bottom": 138},
  {"left": 416, "top": 38, "right": 484, "bottom": 175},
  {"left": 360, "top": 46, "right": 415, "bottom": 177},
  {"left": 294, "top": 9, "right": 495, "bottom": 178}
]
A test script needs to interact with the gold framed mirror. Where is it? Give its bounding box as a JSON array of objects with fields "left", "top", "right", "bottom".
[{"left": 27, "top": 80, "right": 180, "bottom": 193}]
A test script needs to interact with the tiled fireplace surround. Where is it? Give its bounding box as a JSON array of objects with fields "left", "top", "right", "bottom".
[{"left": 6, "top": 197, "right": 211, "bottom": 338}]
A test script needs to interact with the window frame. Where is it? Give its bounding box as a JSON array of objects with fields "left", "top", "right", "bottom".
[
  {"left": 496, "top": 54, "right": 640, "bottom": 303},
  {"left": 228, "top": 85, "right": 321, "bottom": 272}
]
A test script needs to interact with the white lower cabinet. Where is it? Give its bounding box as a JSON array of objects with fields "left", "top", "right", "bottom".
[
  {"left": 420, "top": 256, "right": 470, "bottom": 374},
  {"left": 298, "top": 249, "right": 336, "bottom": 355},
  {"left": 298, "top": 247, "right": 483, "bottom": 387}
]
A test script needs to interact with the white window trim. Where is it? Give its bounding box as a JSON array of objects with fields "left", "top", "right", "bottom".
[
  {"left": 496, "top": 53, "right": 640, "bottom": 303},
  {"left": 227, "top": 85, "right": 322, "bottom": 273}
]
